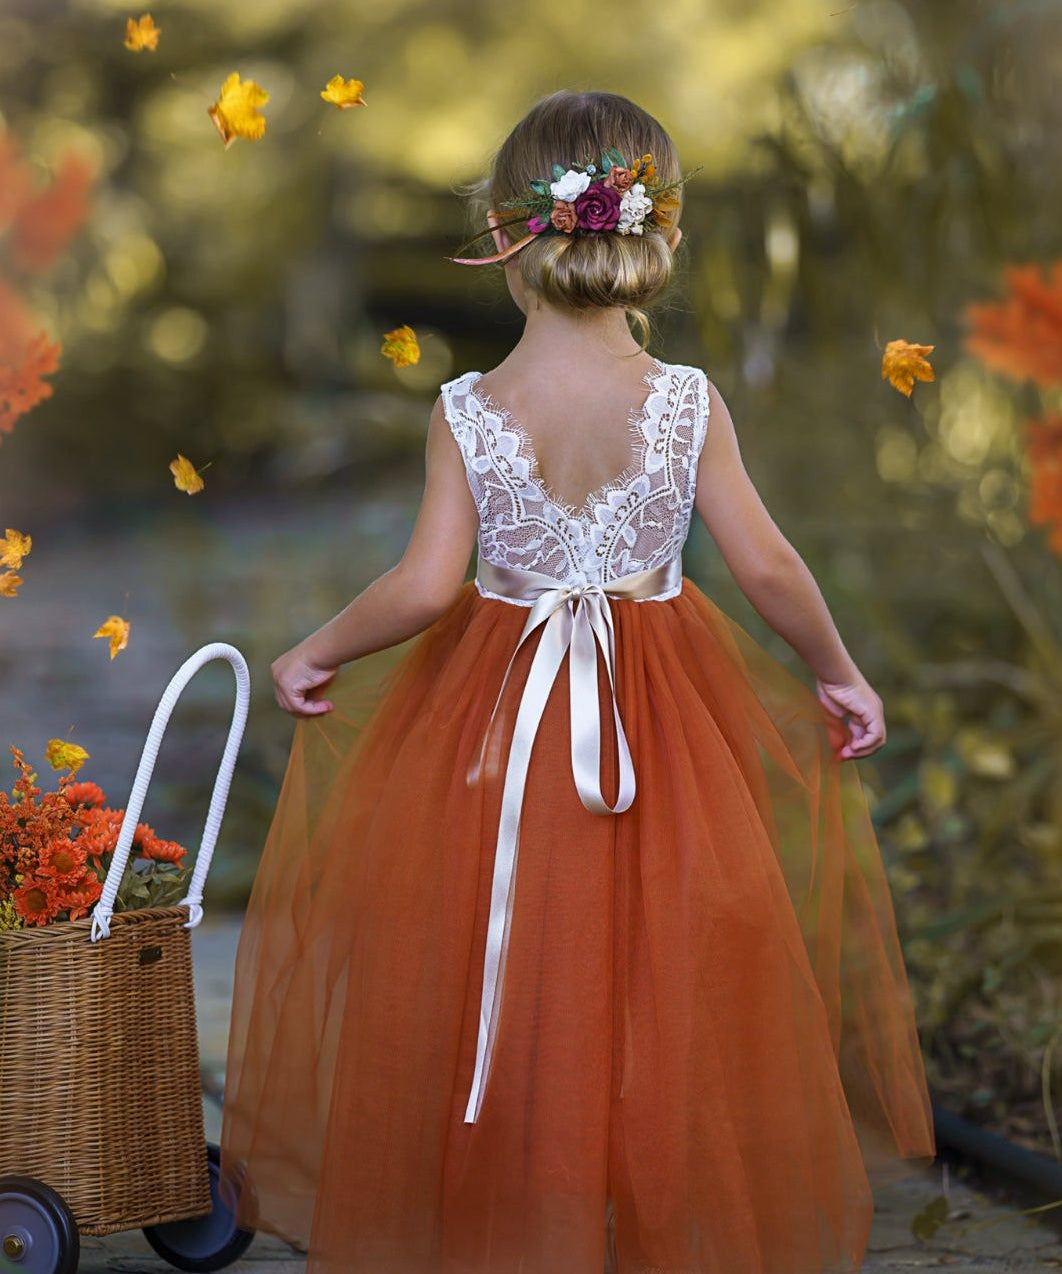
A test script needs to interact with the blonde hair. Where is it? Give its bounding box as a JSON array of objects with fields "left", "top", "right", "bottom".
[{"left": 459, "top": 90, "right": 684, "bottom": 352}]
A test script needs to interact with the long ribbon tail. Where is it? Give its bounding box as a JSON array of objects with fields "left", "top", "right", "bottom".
[
  {"left": 464, "top": 604, "right": 574, "bottom": 1123},
  {"left": 448, "top": 231, "right": 538, "bottom": 267},
  {"left": 569, "top": 594, "right": 636, "bottom": 815}
]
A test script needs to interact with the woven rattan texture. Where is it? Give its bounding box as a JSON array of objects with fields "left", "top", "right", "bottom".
[{"left": 0, "top": 906, "right": 212, "bottom": 1235}]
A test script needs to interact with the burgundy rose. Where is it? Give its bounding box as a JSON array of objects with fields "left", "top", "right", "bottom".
[{"left": 574, "top": 182, "right": 622, "bottom": 231}]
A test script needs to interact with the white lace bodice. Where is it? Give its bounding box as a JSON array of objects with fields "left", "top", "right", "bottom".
[{"left": 440, "top": 358, "right": 710, "bottom": 604}]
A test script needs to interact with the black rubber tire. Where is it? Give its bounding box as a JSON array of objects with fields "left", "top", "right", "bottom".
[
  {"left": 142, "top": 1143, "right": 256, "bottom": 1272},
  {"left": 0, "top": 1174, "right": 80, "bottom": 1274}
]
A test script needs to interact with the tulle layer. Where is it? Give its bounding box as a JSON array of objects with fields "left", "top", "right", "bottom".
[{"left": 219, "top": 575, "right": 935, "bottom": 1274}]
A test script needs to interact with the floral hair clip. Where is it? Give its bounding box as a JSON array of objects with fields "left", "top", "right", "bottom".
[{"left": 448, "top": 148, "right": 701, "bottom": 266}]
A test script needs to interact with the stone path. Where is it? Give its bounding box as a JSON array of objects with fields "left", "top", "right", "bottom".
[{"left": 72, "top": 914, "right": 1061, "bottom": 1273}]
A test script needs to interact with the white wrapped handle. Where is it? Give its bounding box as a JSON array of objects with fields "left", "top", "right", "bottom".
[{"left": 89, "top": 642, "right": 251, "bottom": 942}]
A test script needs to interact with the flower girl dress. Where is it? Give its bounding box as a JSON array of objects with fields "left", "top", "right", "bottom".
[{"left": 220, "top": 358, "right": 935, "bottom": 1274}]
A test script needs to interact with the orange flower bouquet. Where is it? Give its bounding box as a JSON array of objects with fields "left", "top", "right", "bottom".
[{"left": 0, "top": 744, "right": 193, "bottom": 931}]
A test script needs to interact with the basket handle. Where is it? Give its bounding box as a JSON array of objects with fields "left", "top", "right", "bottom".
[{"left": 89, "top": 641, "right": 251, "bottom": 943}]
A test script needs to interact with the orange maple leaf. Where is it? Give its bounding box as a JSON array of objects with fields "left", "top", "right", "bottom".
[
  {"left": 0, "top": 528, "right": 31, "bottom": 570},
  {"left": 321, "top": 76, "right": 366, "bottom": 109},
  {"left": 208, "top": 73, "right": 270, "bottom": 148},
  {"left": 381, "top": 324, "right": 420, "bottom": 368},
  {"left": 881, "top": 338, "right": 935, "bottom": 396},
  {"left": 93, "top": 614, "right": 131, "bottom": 659},
  {"left": 0, "top": 571, "right": 23, "bottom": 598},
  {"left": 169, "top": 453, "right": 207, "bottom": 493},
  {"left": 124, "top": 14, "right": 160, "bottom": 52}
]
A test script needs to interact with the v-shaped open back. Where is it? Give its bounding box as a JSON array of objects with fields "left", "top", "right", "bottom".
[
  {"left": 464, "top": 357, "right": 667, "bottom": 520},
  {"left": 440, "top": 359, "right": 711, "bottom": 601}
]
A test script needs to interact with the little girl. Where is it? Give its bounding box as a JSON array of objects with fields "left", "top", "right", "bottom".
[{"left": 220, "top": 89, "right": 935, "bottom": 1274}]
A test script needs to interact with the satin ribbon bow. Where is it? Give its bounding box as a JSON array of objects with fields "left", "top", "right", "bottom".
[{"left": 463, "top": 556, "right": 682, "bottom": 1123}]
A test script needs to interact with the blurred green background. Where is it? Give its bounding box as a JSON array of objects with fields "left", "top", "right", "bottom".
[{"left": 1, "top": 0, "right": 1061, "bottom": 1154}]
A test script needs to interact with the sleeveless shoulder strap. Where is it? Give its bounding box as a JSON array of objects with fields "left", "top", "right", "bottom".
[{"left": 439, "top": 371, "right": 486, "bottom": 509}]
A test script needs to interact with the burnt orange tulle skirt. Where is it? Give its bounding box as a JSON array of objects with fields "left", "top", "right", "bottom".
[{"left": 219, "top": 574, "right": 935, "bottom": 1274}]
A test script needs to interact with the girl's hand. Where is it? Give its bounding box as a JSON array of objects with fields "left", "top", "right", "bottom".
[
  {"left": 271, "top": 644, "right": 339, "bottom": 718},
  {"left": 815, "top": 674, "right": 886, "bottom": 761}
]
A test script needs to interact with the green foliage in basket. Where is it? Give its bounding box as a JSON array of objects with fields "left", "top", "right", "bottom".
[{"left": 0, "top": 744, "right": 192, "bottom": 930}]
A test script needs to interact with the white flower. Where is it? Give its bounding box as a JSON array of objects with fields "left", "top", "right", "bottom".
[
  {"left": 549, "top": 168, "right": 591, "bottom": 202},
  {"left": 616, "top": 182, "right": 654, "bottom": 235}
]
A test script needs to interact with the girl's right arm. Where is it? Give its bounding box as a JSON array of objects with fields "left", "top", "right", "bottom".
[
  {"left": 692, "top": 380, "right": 885, "bottom": 761},
  {"left": 271, "top": 394, "right": 479, "bottom": 717}
]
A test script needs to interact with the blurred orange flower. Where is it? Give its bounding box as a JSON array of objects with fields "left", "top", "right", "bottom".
[
  {"left": 1023, "top": 413, "right": 1062, "bottom": 555},
  {"left": 0, "top": 331, "right": 61, "bottom": 442},
  {"left": 964, "top": 262, "right": 1062, "bottom": 388},
  {"left": 12, "top": 874, "right": 61, "bottom": 927}
]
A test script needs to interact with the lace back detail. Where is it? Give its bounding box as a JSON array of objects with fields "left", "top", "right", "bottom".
[{"left": 441, "top": 359, "right": 709, "bottom": 603}]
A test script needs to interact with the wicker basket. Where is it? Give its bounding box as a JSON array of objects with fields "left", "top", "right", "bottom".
[{"left": 0, "top": 642, "right": 250, "bottom": 1237}]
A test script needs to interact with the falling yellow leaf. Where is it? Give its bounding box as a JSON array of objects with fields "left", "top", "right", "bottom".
[
  {"left": 882, "top": 338, "right": 935, "bottom": 397},
  {"left": 208, "top": 72, "right": 270, "bottom": 149},
  {"left": 0, "top": 571, "right": 23, "bottom": 598},
  {"left": 381, "top": 325, "right": 421, "bottom": 368},
  {"left": 93, "top": 614, "right": 131, "bottom": 660},
  {"left": 170, "top": 453, "right": 206, "bottom": 494},
  {"left": 0, "top": 528, "right": 31, "bottom": 570},
  {"left": 320, "top": 75, "right": 367, "bottom": 109},
  {"left": 124, "top": 13, "right": 160, "bottom": 51},
  {"left": 45, "top": 738, "right": 90, "bottom": 773}
]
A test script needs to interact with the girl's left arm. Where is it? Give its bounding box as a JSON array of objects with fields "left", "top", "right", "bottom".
[{"left": 272, "top": 395, "right": 479, "bottom": 716}]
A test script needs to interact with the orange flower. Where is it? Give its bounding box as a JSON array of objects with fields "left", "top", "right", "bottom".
[
  {"left": 138, "top": 833, "right": 187, "bottom": 864},
  {"left": 12, "top": 873, "right": 61, "bottom": 927},
  {"left": 964, "top": 262, "right": 1062, "bottom": 388},
  {"left": 76, "top": 805, "right": 125, "bottom": 869},
  {"left": 881, "top": 338, "right": 935, "bottom": 396},
  {"left": 550, "top": 199, "right": 577, "bottom": 233},
  {"left": 54, "top": 870, "right": 103, "bottom": 921},
  {"left": 63, "top": 780, "right": 106, "bottom": 808},
  {"left": 37, "top": 836, "right": 88, "bottom": 885},
  {"left": 603, "top": 166, "right": 633, "bottom": 192}
]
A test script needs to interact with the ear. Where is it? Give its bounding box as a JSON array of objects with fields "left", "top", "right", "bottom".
[
  {"left": 667, "top": 225, "right": 683, "bottom": 252},
  {"left": 486, "top": 209, "right": 513, "bottom": 257}
]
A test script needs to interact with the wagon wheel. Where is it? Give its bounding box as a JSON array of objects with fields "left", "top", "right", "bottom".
[
  {"left": 142, "top": 1143, "right": 255, "bottom": 1272},
  {"left": 0, "top": 1175, "right": 80, "bottom": 1274}
]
